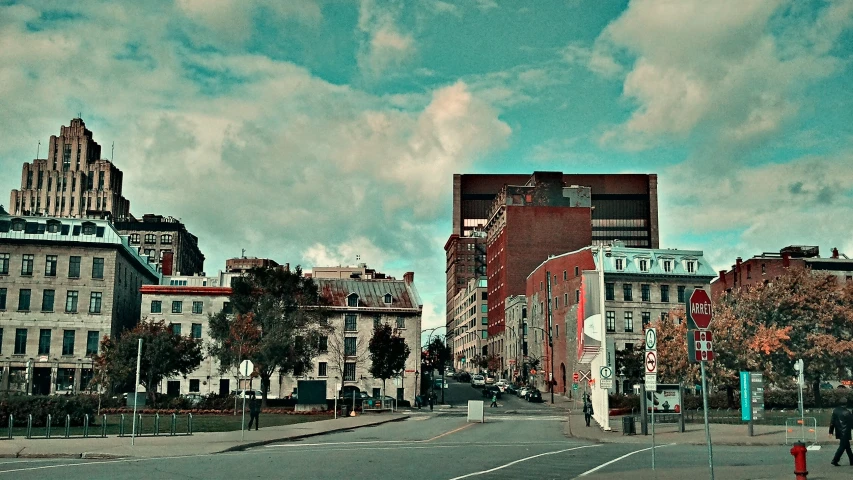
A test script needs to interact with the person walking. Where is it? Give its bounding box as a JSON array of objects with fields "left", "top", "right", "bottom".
[
  {"left": 428, "top": 392, "right": 434, "bottom": 412},
  {"left": 490, "top": 392, "right": 498, "bottom": 408},
  {"left": 247, "top": 392, "right": 261, "bottom": 431},
  {"left": 830, "top": 398, "right": 853, "bottom": 466},
  {"left": 583, "top": 394, "right": 594, "bottom": 427}
]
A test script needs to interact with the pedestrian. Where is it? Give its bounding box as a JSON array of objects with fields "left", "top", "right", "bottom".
[
  {"left": 428, "top": 392, "right": 434, "bottom": 412},
  {"left": 490, "top": 392, "right": 498, "bottom": 408},
  {"left": 247, "top": 392, "right": 261, "bottom": 431},
  {"left": 829, "top": 397, "right": 853, "bottom": 466},
  {"left": 583, "top": 394, "right": 594, "bottom": 427}
]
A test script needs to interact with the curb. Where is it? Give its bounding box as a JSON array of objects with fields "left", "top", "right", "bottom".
[{"left": 217, "top": 415, "right": 410, "bottom": 453}]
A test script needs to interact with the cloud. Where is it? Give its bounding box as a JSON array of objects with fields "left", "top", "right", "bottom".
[{"left": 356, "top": 0, "right": 416, "bottom": 79}]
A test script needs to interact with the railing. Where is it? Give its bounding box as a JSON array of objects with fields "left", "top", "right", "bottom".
[
  {"left": 683, "top": 407, "right": 832, "bottom": 427},
  {"left": 3, "top": 413, "right": 194, "bottom": 439},
  {"left": 785, "top": 417, "right": 818, "bottom": 446}
]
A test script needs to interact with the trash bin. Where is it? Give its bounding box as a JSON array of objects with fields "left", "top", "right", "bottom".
[
  {"left": 340, "top": 405, "right": 348, "bottom": 417},
  {"left": 622, "top": 416, "right": 636, "bottom": 435}
]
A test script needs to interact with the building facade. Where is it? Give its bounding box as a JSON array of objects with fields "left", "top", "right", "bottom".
[
  {"left": 449, "top": 277, "right": 488, "bottom": 372},
  {"left": 114, "top": 214, "right": 205, "bottom": 276},
  {"left": 503, "top": 295, "right": 527, "bottom": 382},
  {"left": 0, "top": 213, "right": 159, "bottom": 395},
  {"left": 9, "top": 118, "right": 131, "bottom": 221}
]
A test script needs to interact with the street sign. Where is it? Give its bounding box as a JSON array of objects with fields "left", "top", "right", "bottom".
[
  {"left": 239, "top": 359, "right": 254, "bottom": 377},
  {"left": 572, "top": 383, "right": 579, "bottom": 391},
  {"left": 579, "top": 370, "right": 592, "bottom": 382},
  {"left": 687, "top": 289, "right": 713, "bottom": 330},
  {"left": 645, "top": 328, "right": 657, "bottom": 350},
  {"left": 740, "top": 371, "right": 765, "bottom": 421},
  {"left": 691, "top": 330, "right": 715, "bottom": 362},
  {"left": 573, "top": 372, "right": 580, "bottom": 383},
  {"left": 645, "top": 374, "right": 657, "bottom": 391},
  {"left": 600, "top": 366, "right": 613, "bottom": 389},
  {"left": 645, "top": 351, "right": 658, "bottom": 374}
]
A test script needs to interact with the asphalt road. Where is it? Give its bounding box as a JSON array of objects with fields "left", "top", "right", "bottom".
[{"left": 0, "top": 379, "right": 831, "bottom": 479}]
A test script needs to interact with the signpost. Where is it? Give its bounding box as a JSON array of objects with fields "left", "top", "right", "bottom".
[
  {"left": 600, "top": 366, "right": 613, "bottom": 389},
  {"left": 687, "top": 288, "right": 714, "bottom": 480},
  {"left": 645, "top": 327, "right": 657, "bottom": 469},
  {"left": 740, "top": 371, "right": 765, "bottom": 437},
  {"left": 239, "top": 359, "right": 254, "bottom": 441}
]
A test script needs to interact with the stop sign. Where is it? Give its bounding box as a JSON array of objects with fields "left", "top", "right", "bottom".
[
  {"left": 573, "top": 372, "right": 579, "bottom": 382},
  {"left": 688, "top": 289, "right": 713, "bottom": 329}
]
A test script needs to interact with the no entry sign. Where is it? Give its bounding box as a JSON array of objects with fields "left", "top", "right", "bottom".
[{"left": 688, "top": 289, "right": 713, "bottom": 330}]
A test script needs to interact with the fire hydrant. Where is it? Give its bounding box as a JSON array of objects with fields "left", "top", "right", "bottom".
[{"left": 790, "top": 441, "right": 808, "bottom": 480}]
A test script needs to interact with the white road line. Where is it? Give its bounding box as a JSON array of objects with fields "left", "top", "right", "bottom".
[
  {"left": 265, "top": 440, "right": 413, "bottom": 448},
  {"left": 575, "top": 443, "right": 676, "bottom": 477},
  {"left": 448, "top": 445, "right": 601, "bottom": 480}
]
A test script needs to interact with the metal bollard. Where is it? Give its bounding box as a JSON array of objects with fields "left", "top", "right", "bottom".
[
  {"left": 101, "top": 414, "right": 107, "bottom": 438},
  {"left": 119, "top": 414, "right": 125, "bottom": 437},
  {"left": 46, "top": 414, "right": 52, "bottom": 439},
  {"left": 154, "top": 413, "right": 160, "bottom": 436},
  {"left": 791, "top": 441, "right": 808, "bottom": 480},
  {"left": 170, "top": 413, "right": 177, "bottom": 436},
  {"left": 187, "top": 413, "right": 193, "bottom": 435},
  {"left": 7, "top": 414, "right": 13, "bottom": 440},
  {"left": 83, "top": 414, "right": 89, "bottom": 438},
  {"left": 137, "top": 414, "right": 142, "bottom": 436},
  {"left": 64, "top": 414, "right": 70, "bottom": 438},
  {"left": 26, "top": 414, "right": 32, "bottom": 439}
]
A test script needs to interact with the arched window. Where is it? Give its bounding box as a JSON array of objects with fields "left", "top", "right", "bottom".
[
  {"left": 144, "top": 234, "right": 157, "bottom": 244},
  {"left": 161, "top": 234, "right": 172, "bottom": 244},
  {"left": 129, "top": 233, "right": 140, "bottom": 244},
  {"left": 347, "top": 293, "right": 359, "bottom": 307},
  {"left": 384, "top": 293, "right": 393, "bottom": 305},
  {"left": 11, "top": 218, "right": 25, "bottom": 232},
  {"left": 81, "top": 222, "right": 96, "bottom": 235},
  {"left": 46, "top": 220, "right": 62, "bottom": 233}
]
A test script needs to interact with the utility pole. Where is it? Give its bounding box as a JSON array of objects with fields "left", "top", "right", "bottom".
[{"left": 546, "top": 271, "right": 555, "bottom": 404}]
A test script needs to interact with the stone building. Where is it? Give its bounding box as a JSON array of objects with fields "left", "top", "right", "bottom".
[
  {"left": 449, "top": 277, "right": 488, "bottom": 373},
  {"left": 9, "top": 118, "right": 131, "bottom": 221},
  {"left": 502, "top": 295, "right": 527, "bottom": 381},
  {"left": 114, "top": 214, "right": 205, "bottom": 276},
  {"left": 0, "top": 213, "right": 159, "bottom": 394}
]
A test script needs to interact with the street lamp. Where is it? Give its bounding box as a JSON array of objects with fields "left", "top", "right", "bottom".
[{"left": 528, "top": 325, "right": 554, "bottom": 404}]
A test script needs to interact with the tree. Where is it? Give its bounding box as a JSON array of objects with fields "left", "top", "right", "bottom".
[
  {"left": 615, "top": 343, "right": 645, "bottom": 391},
  {"left": 368, "top": 324, "right": 411, "bottom": 402},
  {"left": 207, "top": 313, "right": 262, "bottom": 411},
  {"left": 93, "top": 320, "right": 203, "bottom": 404},
  {"left": 425, "top": 337, "right": 451, "bottom": 376},
  {"left": 327, "top": 323, "right": 369, "bottom": 395},
  {"left": 208, "top": 266, "right": 330, "bottom": 406}
]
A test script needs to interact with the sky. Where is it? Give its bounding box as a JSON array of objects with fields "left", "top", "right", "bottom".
[{"left": 1, "top": 0, "right": 852, "bottom": 333}]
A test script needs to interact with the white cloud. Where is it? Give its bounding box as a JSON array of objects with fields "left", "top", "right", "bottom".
[{"left": 356, "top": 0, "right": 416, "bottom": 79}]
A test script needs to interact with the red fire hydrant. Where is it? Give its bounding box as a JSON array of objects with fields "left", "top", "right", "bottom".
[{"left": 790, "top": 441, "right": 808, "bottom": 480}]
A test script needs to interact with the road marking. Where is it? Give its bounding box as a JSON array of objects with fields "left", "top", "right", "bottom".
[
  {"left": 448, "top": 445, "right": 601, "bottom": 480},
  {"left": 575, "top": 443, "right": 676, "bottom": 477},
  {"left": 265, "top": 422, "right": 474, "bottom": 449},
  {"left": 426, "top": 423, "right": 475, "bottom": 442}
]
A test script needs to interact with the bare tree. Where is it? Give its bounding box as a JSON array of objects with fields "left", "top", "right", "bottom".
[{"left": 326, "top": 326, "right": 369, "bottom": 396}]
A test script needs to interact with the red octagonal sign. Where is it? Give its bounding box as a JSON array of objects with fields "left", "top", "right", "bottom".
[{"left": 688, "top": 289, "right": 713, "bottom": 329}]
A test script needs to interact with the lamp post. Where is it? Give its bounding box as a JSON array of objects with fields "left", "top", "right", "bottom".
[{"left": 528, "top": 325, "right": 554, "bottom": 403}]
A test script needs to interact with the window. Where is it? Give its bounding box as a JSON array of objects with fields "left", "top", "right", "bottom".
[
  {"left": 642, "top": 312, "right": 651, "bottom": 326},
  {"left": 606, "top": 311, "right": 616, "bottom": 332},
  {"left": 144, "top": 249, "right": 155, "bottom": 263},
  {"left": 170, "top": 323, "right": 182, "bottom": 335},
  {"left": 661, "top": 312, "right": 668, "bottom": 322},
  {"left": 18, "top": 289, "right": 31, "bottom": 311},
  {"left": 21, "top": 254, "right": 34, "bottom": 275},
  {"left": 564, "top": 293, "right": 568, "bottom": 306},
  {"left": 563, "top": 270, "right": 567, "bottom": 280},
  {"left": 11, "top": 220, "right": 24, "bottom": 232},
  {"left": 605, "top": 283, "right": 615, "bottom": 301},
  {"left": 663, "top": 260, "right": 672, "bottom": 273},
  {"left": 89, "top": 292, "right": 102, "bottom": 314},
  {"left": 686, "top": 260, "right": 696, "bottom": 273},
  {"left": 65, "top": 291, "right": 79, "bottom": 312},
  {"left": 638, "top": 259, "right": 649, "bottom": 272},
  {"left": 761, "top": 263, "right": 766, "bottom": 274},
  {"left": 556, "top": 324, "right": 560, "bottom": 337},
  {"left": 38, "top": 329, "right": 51, "bottom": 355},
  {"left": 319, "top": 336, "right": 328, "bottom": 352},
  {"left": 151, "top": 300, "right": 162, "bottom": 313},
  {"left": 660, "top": 285, "right": 670, "bottom": 303},
  {"left": 192, "top": 301, "right": 203, "bottom": 314},
  {"left": 189, "top": 379, "right": 200, "bottom": 392},
  {"left": 47, "top": 221, "right": 61, "bottom": 233},
  {"left": 615, "top": 258, "right": 625, "bottom": 271},
  {"left": 82, "top": 222, "right": 96, "bottom": 235},
  {"left": 677, "top": 286, "right": 686, "bottom": 303},
  {"left": 624, "top": 312, "right": 634, "bottom": 332},
  {"left": 344, "top": 337, "right": 357, "bottom": 356},
  {"left": 129, "top": 234, "right": 140, "bottom": 244},
  {"left": 384, "top": 293, "right": 392, "bottom": 304},
  {"left": 346, "top": 293, "right": 361, "bottom": 307},
  {"left": 86, "top": 331, "right": 99, "bottom": 355},
  {"left": 45, "top": 255, "right": 57, "bottom": 276},
  {"left": 42, "top": 289, "right": 55, "bottom": 312},
  {"left": 68, "top": 256, "right": 81, "bottom": 277},
  {"left": 0, "top": 288, "right": 6, "bottom": 310},
  {"left": 144, "top": 234, "right": 156, "bottom": 244},
  {"left": 316, "top": 362, "right": 327, "bottom": 377},
  {"left": 344, "top": 362, "right": 356, "bottom": 381},
  {"left": 575, "top": 266, "right": 580, "bottom": 276},
  {"left": 746, "top": 264, "right": 752, "bottom": 279},
  {"left": 191, "top": 323, "right": 202, "bottom": 339},
  {"left": 576, "top": 289, "right": 580, "bottom": 303},
  {"left": 396, "top": 316, "right": 405, "bottom": 329},
  {"left": 623, "top": 284, "right": 633, "bottom": 301},
  {"left": 161, "top": 234, "right": 172, "bottom": 244},
  {"left": 171, "top": 301, "right": 182, "bottom": 313},
  {"left": 0, "top": 253, "right": 8, "bottom": 274},
  {"left": 14, "top": 329, "right": 27, "bottom": 355},
  {"left": 481, "top": 331, "right": 488, "bottom": 339},
  {"left": 641, "top": 284, "right": 650, "bottom": 302},
  {"left": 223, "top": 302, "right": 232, "bottom": 314},
  {"left": 92, "top": 258, "right": 104, "bottom": 279},
  {"left": 373, "top": 314, "right": 381, "bottom": 327},
  {"left": 62, "top": 330, "right": 75, "bottom": 355},
  {"left": 482, "top": 317, "right": 487, "bottom": 325},
  {"left": 344, "top": 314, "right": 357, "bottom": 331}
]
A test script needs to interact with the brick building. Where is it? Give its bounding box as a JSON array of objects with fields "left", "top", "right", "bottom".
[
  {"left": 449, "top": 277, "right": 488, "bottom": 372},
  {"left": 114, "top": 214, "right": 205, "bottom": 276},
  {"left": 9, "top": 118, "right": 131, "bottom": 221},
  {"left": 711, "top": 245, "right": 853, "bottom": 298},
  {"left": 0, "top": 213, "right": 159, "bottom": 395}
]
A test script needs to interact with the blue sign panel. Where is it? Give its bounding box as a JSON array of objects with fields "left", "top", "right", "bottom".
[{"left": 740, "top": 371, "right": 752, "bottom": 421}]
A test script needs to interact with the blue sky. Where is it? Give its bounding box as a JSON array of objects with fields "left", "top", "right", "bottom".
[{"left": 1, "top": 0, "right": 852, "bottom": 330}]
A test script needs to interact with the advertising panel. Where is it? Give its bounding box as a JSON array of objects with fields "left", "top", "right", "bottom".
[{"left": 646, "top": 384, "right": 682, "bottom": 414}]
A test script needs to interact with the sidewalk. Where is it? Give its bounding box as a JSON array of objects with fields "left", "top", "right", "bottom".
[{"left": 0, "top": 413, "right": 408, "bottom": 459}]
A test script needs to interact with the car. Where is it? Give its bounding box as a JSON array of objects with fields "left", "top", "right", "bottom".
[
  {"left": 230, "top": 389, "right": 263, "bottom": 398},
  {"left": 433, "top": 378, "right": 447, "bottom": 389},
  {"left": 482, "top": 385, "right": 502, "bottom": 399},
  {"left": 495, "top": 380, "right": 508, "bottom": 392},
  {"left": 364, "top": 395, "right": 397, "bottom": 409},
  {"left": 181, "top": 393, "right": 205, "bottom": 406},
  {"left": 457, "top": 372, "right": 471, "bottom": 383},
  {"left": 518, "top": 386, "right": 531, "bottom": 398},
  {"left": 485, "top": 376, "right": 496, "bottom": 385},
  {"left": 471, "top": 375, "right": 485, "bottom": 387},
  {"left": 526, "top": 389, "right": 543, "bottom": 402}
]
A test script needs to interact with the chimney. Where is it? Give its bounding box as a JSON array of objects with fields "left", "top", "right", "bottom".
[
  {"left": 718, "top": 270, "right": 727, "bottom": 286},
  {"left": 832, "top": 248, "right": 840, "bottom": 259},
  {"left": 782, "top": 251, "right": 790, "bottom": 268},
  {"left": 735, "top": 257, "right": 742, "bottom": 286},
  {"left": 403, "top": 272, "right": 414, "bottom": 284}
]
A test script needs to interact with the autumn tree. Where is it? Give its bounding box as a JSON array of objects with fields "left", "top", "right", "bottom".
[
  {"left": 653, "top": 308, "right": 699, "bottom": 386},
  {"left": 368, "top": 324, "right": 411, "bottom": 401},
  {"left": 94, "top": 320, "right": 203, "bottom": 404},
  {"left": 208, "top": 266, "right": 331, "bottom": 405}
]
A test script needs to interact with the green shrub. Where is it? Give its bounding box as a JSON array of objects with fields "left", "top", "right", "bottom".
[{"left": 0, "top": 394, "right": 99, "bottom": 427}]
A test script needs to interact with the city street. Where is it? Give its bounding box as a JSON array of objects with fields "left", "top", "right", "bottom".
[{"left": 0, "top": 379, "right": 838, "bottom": 479}]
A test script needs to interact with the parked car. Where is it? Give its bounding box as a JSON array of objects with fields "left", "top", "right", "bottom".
[
  {"left": 230, "top": 389, "right": 263, "bottom": 398},
  {"left": 526, "top": 389, "right": 543, "bottom": 402},
  {"left": 485, "top": 376, "right": 496, "bottom": 385},
  {"left": 504, "top": 384, "right": 517, "bottom": 395},
  {"left": 181, "top": 393, "right": 205, "bottom": 406},
  {"left": 495, "top": 380, "right": 508, "bottom": 392},
  {"left": 482, "top": 385, "right": 502, "bottom": 399},
  {"left": 518, "top": 386, "right": 531, "bottom": 398},
  {"left": 471, "top": 375, "right": 486, "bottom": 387}
]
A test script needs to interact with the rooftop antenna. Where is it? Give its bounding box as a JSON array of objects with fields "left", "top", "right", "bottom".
[
  {"left": 241, "top": 248, "right": 246, "bottom": 258},
  {"left": 111, "top": 142, "right": 115, "bottom": 161},
  {"left": 36, "top": 141, "right": 40, "bottom": 159}
]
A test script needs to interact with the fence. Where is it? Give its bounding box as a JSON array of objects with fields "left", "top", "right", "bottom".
[
  {"left": 785, "top": 417, "right": 818, "bottom": 446},
  {"left": 683, "top": 407, "right": 832, "bottom": 427},
  {"left": 3, "top": 413, "right": 194, "bottom": 440}
]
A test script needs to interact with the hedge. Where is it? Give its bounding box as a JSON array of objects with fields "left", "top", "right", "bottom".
[{"left": 608, "top": 389, "right": 853, "bottom": 413}]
